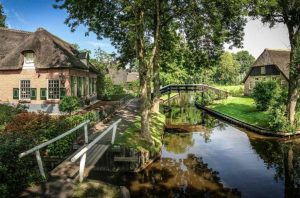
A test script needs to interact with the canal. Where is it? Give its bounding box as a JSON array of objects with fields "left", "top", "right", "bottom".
[{"left": 89, "top": 93, "right": 300, "bottom": 198}]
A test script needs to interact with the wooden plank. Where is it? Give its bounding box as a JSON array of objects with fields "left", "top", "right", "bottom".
[{"left": 51, "top": 144, "right": 110, "bottom": 179}]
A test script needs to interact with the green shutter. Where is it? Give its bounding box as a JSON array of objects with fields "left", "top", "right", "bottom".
[
  {"left": 30, "top": 88, "right": 37, "bottom": 100},
  {"left": 40, "top": 88, "right": 47, "bottom": 100},
  {"left": 77, "top": 77, "right": 81, "bottom": 97},
  {"left": 13, "top": 88, "right": 19, "bottom": 99},
  {"left": 60, "top": 88, "right": 66, "bottom": 99},
  {"left": 71, "top": 76, "right": 76, "bottom": 96}
]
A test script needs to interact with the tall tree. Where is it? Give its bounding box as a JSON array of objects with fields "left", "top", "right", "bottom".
[
  {"left": 55, "top": 0, "right": 153, "bottom": 140},
  {"left": 0, "top": 3, "right": 6, "bottom": 27},
  {"left": 249, "top": 0, "right": 300, "bottom": 125},
  {"left": 214, "top": 52, "right": 240, "bottom": 85},
  {"left": 55, "top": 0, "right": 248, "bottom": 141},
  {"left": 233, "top": 50, "right": 255, "bottom": 79}
]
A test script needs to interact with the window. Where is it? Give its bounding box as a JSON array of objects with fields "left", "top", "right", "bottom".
[
  {"left": 23, "top": 52, "right": 35, "bottom": 69},
  {"left": 48, "top": 79, "right": 60, "bottom": 99},
  {"left": 20, "top": 80, "right": 31, "bottom": 99},
  {"left": 272, "top": 77, "right": 277, "bottom": 81},
  {"left": 261, "top": 66, "right": 266, "bottom": 75}
]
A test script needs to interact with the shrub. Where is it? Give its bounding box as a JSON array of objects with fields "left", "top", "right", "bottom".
[
  {"left": 0, "top": 104, "right": 27, "bottom": 126},
  {"left": 196, "top": 90, "right": 217, "bottom": 106},
  {"left": 1, "top": 111, "right": 95, "bottom": 197},
  {"left": 4, "top": 113, "right": 78, "bottom": 156},
  {"left": 252, "top": 80, "right": 281, "bottom": 111},
  {"left": 126, "top": 80, "right": 139, "bottom": 96},
  {"left": 266, "top": 88, "right": 294, "bottom": 132},
  {"left": 0, "top": 133, "right": 41, "bottom": 198},
  {"left": 101, "top": 76, "right": 127, "bottom": 100},
  {"left": 59, "top": 96, "right": 81, "bottom": 114}
]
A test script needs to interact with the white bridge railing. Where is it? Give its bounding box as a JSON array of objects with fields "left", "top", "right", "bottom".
[
  {"left": 72, "top": 118, "right": 122, "bottom": 182},
  {"left": 19, "top": 120, "right": 90, "bottom": 179}
]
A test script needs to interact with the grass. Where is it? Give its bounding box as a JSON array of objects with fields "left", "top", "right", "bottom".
[
  {"left": 73, "top": 180, "right": 120, "bottom": 198},
  {"left": 115, "top": 112, "right": 166, "bottom": 153},
  {"left": 213, "top": 84, "right": 244, "bottom": 96},
  {"left": 160, "top": 93, "right": 178, "bottom": 101},
  {"left": 208, "top": 96, "right": 269, "bottom": 128}
]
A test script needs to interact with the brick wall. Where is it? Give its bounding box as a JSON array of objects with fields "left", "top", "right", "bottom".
[
  {"left": 244, "top": 73, "right": 288, "bottom": 96},
  {"left": 0, "top": 68, "right": 97, "bottom": 105}
]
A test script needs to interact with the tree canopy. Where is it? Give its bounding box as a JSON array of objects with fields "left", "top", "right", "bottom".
[
  {"left": 0, "top": 3, "right": 6, "bottom": 28},
  {"left": 233, "top": 50, "right": 255, "bottom": 78},
  {"left": 55, "top": 0, "right": 248, "bottom": 139}
]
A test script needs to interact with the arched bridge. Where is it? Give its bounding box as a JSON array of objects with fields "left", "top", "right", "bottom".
[{"left": 160, "top": 84, "right": 229, "bottom": 98}]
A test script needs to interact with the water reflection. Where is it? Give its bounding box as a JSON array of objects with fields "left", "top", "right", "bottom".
[
  {"left": 164, "top": 133, "right": 195, "bottom": 154},
  {"left": 248, "top": 136, "right": 300, "bottom": 197},
  {"left": 90, "top": 153, "right": 241, "bottom": 198},
  {"left": 89, "top": 93, "right": 300, "bottom": 197}
]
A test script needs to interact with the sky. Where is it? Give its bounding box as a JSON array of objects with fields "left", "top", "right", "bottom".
[{"left": 1, "top": 0, "right": 290, "bottom": 58}]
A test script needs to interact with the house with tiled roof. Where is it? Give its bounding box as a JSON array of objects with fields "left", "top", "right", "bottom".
[
  {"left": 0, "top": 27, "right": 99, "bottom": 113},
  {"left": 243, "top": 49, "right": 290, "bottom": 95}
]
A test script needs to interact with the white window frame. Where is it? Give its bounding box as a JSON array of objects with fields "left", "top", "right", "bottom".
[
  {"left": 20, "top": 79, "right": 31, "bottom": 100},
  {"left": 47, "top": 79, "right": 60, "bottom": 100},
  {"left": 23, "top": 52, "right": 35, "bottom": 69}
]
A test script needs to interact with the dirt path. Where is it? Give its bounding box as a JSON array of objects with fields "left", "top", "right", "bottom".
[{"left": 89, "top": 98, "right": 140, "bottom": 142}]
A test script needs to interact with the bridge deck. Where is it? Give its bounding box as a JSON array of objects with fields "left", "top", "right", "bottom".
[
  {"left": 160, "top": 84, "right": 229, "bottom": 95},
  {"left": 51, "top": 144, "right": 109, "bottom": 179}
]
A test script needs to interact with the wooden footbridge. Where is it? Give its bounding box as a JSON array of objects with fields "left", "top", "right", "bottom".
[
  {"left": 160, "top": 84, "right": 229, "bottom": 95},
  {"left": 19, "top": 119, "right": 122, "bottom": 183},
  {"left": 159, "top": 84, "right": 229, "bottom": 104}
]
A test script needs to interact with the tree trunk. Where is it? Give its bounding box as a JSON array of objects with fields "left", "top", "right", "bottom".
[
  {"left": 135, "top": 4, "right": 152, "bottom": 141},
  {"left": 287, "top": 31, "right": 300, "bottom": 125},
  {"left": 151, "top": 0, "right": 161, "bottom": 113},
  {"left": 284, "top": 146, "right": 295, "bottom": 197}
]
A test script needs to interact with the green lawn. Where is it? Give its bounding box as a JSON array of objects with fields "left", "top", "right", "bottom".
[
  {"left": 115, "top": 112, "right": 166, "bottom": 153},
  {"left": 213, "top": 84, "right": 244, "bottom": 96},
  {"left": 160, "top": 93, "right": 178, "bottom": 101},
  {"left": 208, "top": 96, "right": 269, "bottom": 128}
]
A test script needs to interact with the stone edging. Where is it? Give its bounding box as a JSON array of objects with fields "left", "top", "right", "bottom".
[{"left": 195, "top": 102, "right": 300, "bottom": 137}]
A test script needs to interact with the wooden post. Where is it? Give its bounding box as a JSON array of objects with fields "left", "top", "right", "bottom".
[
  {"left": 168, "top": 91, "right": 171, "bottom": 107},
  {"left": 79, "top": 153, "right": 87, "bottom": 182},
  {"left": 35, "top": 150, "right": 46, "bottom": 179},
  {"left": 111, "top": 124, "right": 117, "bottom": 144},
  {"left": 84, "top": 123, "right": 88, "bottom": 144}
]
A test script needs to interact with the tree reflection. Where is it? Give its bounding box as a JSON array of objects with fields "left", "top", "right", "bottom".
[
  {"left": 249, "top": 137, "right": 300, "bottom": 197},
  {"left": 90, "top": 154, "right": 241, "bottom": 198},
  {"left": 164, "top": 133, "right": 195, "bottom": 154}
]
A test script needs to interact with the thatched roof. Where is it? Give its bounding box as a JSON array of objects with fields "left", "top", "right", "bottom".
[
  {"left": 243, "top": 49, "right": 290, "bottom": 82},
  {"left": 0, "top": 27, "right": 99, "bottom": 73},
  {"left": 126, "top": 72, "right": 139, "bottom": 82}
]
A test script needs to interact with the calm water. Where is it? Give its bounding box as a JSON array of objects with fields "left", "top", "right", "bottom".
[{"left": 89, "top": 94, "right": 300, "bottom": 198}]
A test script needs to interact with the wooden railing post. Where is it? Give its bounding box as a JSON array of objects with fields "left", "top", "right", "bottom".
[
  {"left": 111, "top": 123, "right": 117, "bottom": 144},
  {"left": 84, "top": 123, "right": 88, "bottom": 144},
  {"left": 79, "top": 153, "right": 87, "bottom": 182},
  {"left": 35, "top": 150, "right": 46, "bottom": 179}
]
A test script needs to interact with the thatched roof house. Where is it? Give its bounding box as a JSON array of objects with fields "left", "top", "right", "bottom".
[
  {"left": 0, "top": 27, "right": 99, "bottom": 113},
  {"left": 243, "top": 48, "right": 290, "bottom": 95}
]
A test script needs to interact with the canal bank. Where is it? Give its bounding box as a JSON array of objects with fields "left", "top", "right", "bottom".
[
  {"left": 88, "top": 93, "right": 300, "bottom": 198},
  {"left": 195, "top": 102, "right": 300, "bottom": 137}
]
